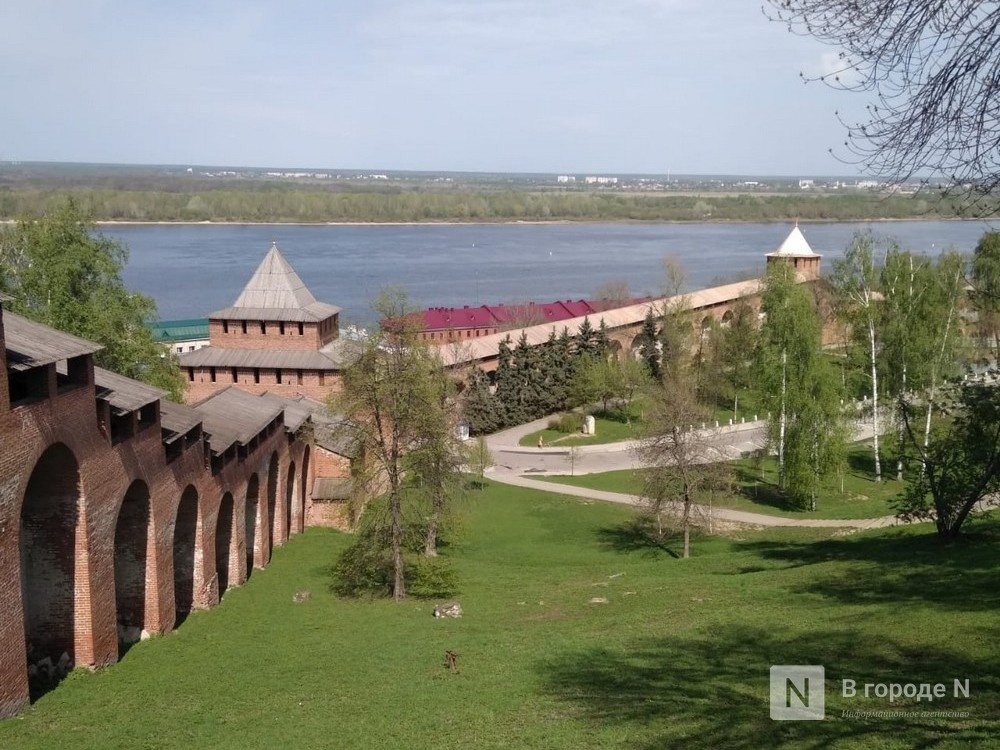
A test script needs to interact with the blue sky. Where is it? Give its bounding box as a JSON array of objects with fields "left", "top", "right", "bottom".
[{"left": 1, "top": 1, "right": 869, "bottom": 175}]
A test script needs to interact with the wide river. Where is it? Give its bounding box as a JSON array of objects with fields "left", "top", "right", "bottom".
[{"left": 103, "top": 220, "right": 998, "bottom": 324}]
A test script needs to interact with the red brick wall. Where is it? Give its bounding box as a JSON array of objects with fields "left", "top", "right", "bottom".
[
  {"left": 0, "top": 328, "right": 314, "bottom": 717},
  {"left": 0, "top": 305, "right": 7, "bottom": 412},
  {"left": 208, "top": 315, "right": 340, "bottom": 351},
  {"left": 183, "top": 368, "right": 343, "bottom": 404}
]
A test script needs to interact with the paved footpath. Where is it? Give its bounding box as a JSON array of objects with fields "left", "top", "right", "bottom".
[{"left": 484, "top": 416, "right": 898, "bottom": 529}]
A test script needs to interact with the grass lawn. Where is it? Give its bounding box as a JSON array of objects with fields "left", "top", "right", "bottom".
[
  {"left": 2, "top": 481, "right": 998, "bottom": 748},
  {"left": 518, "top": 401, "right": 645, "bottom": 447},
  {"left": 534, "top": 445, "right": 903, "bottom": 520}
]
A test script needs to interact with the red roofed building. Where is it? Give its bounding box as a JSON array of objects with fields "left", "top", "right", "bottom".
[{"left": 415, "top": 297, "right": 653, "bottom": 343}]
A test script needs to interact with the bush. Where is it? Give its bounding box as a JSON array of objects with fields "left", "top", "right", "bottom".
[
  {"left": 547, "top": 412, "right": 583, "bottom": 434},
  {"left": 331, "top": 506, "right": 460, "bottom": 598},
  {"left": 407, "top": 556, "right": 459, "bottom": 598}
]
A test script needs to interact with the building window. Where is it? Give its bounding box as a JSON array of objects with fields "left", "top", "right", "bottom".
[
  {"left": 241, "top": 320, "right": 248, "bottom": 334},
  {"left": 298, "top": 322, "right": 304, "bottom": 335},
  {"left": 318, "top": 371, "right": 325, "bottom": 386},
  {"left": 223, "top": 320, "right": 229, "bottom": 334},
  {"left": 275, "top": 369, "right": 282, "bottom": 384},
  {"left": 231, "top": 367, "right": 238, "bottom": 382},
  {"left": 253, "top": 368, "right": 260, "bottom": 384},
  {"left": 259, "top": 321, "right": 266, "bottom": 334},
  {"left": 209, "top": 367, "right": 217, "bottom": 383},
  {"left": 279, "top": 322, "right": 286, "bottom": 335},
  {"left": 296, "top": 369, "right": 303, "bottom": 385},
  {"left": 187, "top": 368, "right": 195, "bottom": 382}
]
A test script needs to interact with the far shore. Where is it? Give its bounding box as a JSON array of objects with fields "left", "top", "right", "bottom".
[{"left": 86, "top": 216, "right": 988, "bottom": 227}]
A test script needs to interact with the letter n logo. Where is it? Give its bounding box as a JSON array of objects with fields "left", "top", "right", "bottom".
[{"left": 770, "top": 665, "right": 825, "bottom": 720}]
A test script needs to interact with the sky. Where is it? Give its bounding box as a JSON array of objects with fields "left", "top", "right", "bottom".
[{"left": 1, "top": 0, "right": 871, "bottom": 176}]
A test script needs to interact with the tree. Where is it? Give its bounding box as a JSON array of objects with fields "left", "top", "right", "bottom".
[
  {"left": 0, "top": 199, "right": 185, "bottom": 399},
  {"left": 971, "top": 231, "right": 1000, "bottom": 359},
  {"left": 467, "top": 436, "right": 495, "bottom": 484},
  {"left": 637, "top": 377, "right": 730, "bottom": 558},
  {"left": 831, "top": 232, "right": 887, "bottom": 482},
  {"left": 768, "top": 1, "right": 1000, "bottom": 198},
  {"left": 718, "top": 300, "right": 758, "bottom": 415},
  {"left": 637, "top": 308, "right": 662, "bottom": 380},
  {"left": 462, "top": 368, "right": 500, "bottom": 436},
  {"left": 408, "top": 357, "right": 467, "bottom": 558},
  {"left": 575, "top": 317, "right": 601, "bottom": 359},
  {"left": 332, "top": 288, "right": 457, "bottom": 599},
  {"left": 755, "top": 261, "right": 825, "bottom": 488},
  {"left": 592, "top": 279, "right": 632, "bottom": 311},
  {"left": 782, "top": 355, "right": 849, "bottom": 510},
  {"left": 898, "top": 383, "right": 1000, "bottom": 541}
]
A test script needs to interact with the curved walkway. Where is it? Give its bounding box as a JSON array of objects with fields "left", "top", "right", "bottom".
[{"left": 484, "top": 417, "right": 898, "bottom": 529}]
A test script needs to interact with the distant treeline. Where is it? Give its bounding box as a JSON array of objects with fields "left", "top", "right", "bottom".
[{"left": 0, "top": 187, "right": 983, "bottom": 223}]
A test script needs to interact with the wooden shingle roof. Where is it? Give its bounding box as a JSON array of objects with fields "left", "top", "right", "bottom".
[
  {"left": 193, "top": 387, "right": 284, "bottom": 453},
  {"left": 94, "top": 367, "right": 163, "bottom": 414},
  {"left": 209, "top": 243, "right": 341, "bottom": 323},
  {"left": 3, "top": 313, "right": 102, "bottom": 372}
]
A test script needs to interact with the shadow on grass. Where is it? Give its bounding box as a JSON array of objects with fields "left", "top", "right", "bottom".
[
  {"left": 736, "top": 517, "right": 1000, "bottom": 612},
  {"left": 732, "top": 464, "right": 805, "bottom": 513},
  {"left": 596, "top": 517, "right": 680, "bottom": 559},
  {"left": 538, "top": 624, "right": 998, "bottom": 749}
]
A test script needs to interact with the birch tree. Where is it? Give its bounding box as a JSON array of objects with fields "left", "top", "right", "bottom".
[
  {"left": 832, "top": 233, "right": 886, "bottom": 482},
  {"left": 637, "top": 377, "right": 729, "bottom": 558},
  {"left": 755, "top": 261, "right": 821, "bottom": 488},
  {"left": 333, "top": 289, "right": 456, "bottom": 599}
]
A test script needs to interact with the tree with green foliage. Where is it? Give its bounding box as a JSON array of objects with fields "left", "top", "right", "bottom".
[
  {"left": 0, "top": 199, "right": 185, "bottom": 399},
  {"left": 782, "top": 355, "right": 849, "bottom": 510},
  {"left": 831, "top": 232, "right": 887, "bottom": 482},
  {"left": 971, "top": 231, "right": 1000, "bottom": 360},
  {"left": 637, "top": 308, "right": 662, "bottom": 379},
  {"left": 719, "top": 300, "right": 758, "bottom": 414},
  {"left": 637, "top": 368, "right": 730, "bottom": 557},
  {"left": 898, "top": 383, "right": 1000, "bottom": 542},
  {"left": 575, "top": 317, "right": 601, "bottom": 359},
  {"left": 408, "top": 357, "right": 467, "bottom": 558},
  {"left": 755, "top": 261, "right": 828, "bottom": 489},
  {"left": 493, "top": 335, "right": 523, "bottom": 428},
  {"left": 462, "top": 368, "right": 500, "bottom": 436},
  {"left": 467, "top": 436, "right": 495, "bottom": 484},
  {"left": 332, "top": 288, "right": 459, "bottom": 600},
  {"left": 512, "top": 331, "right": 545, "bottom": 418}
]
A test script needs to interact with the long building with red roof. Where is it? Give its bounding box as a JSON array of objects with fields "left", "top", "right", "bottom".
[{"left": 416, "top": 297, "right": 653, "bottom": 343}]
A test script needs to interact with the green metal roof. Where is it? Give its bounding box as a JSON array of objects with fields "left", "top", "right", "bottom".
[{"left": 149, "top": 318, "right": 209, "bottom": 343}]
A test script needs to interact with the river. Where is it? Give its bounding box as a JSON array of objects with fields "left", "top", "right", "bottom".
[{"left": 100, "top": 220, "right": 998, "bottom": 323}]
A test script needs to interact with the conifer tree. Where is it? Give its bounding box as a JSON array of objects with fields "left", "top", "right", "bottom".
[
  {"left": 493, "top": 335, "right": 523, "bottom": 427},
  {"left": 462, "top": 368, "right": 500, "bottom": 435},
  {"left": 638, "top": 308, "right": 662, "bottom": 380}
]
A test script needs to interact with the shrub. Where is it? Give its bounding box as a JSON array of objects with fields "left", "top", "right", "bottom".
[{"left": 548, "top": 412, "right": 583, "bottom": 434}]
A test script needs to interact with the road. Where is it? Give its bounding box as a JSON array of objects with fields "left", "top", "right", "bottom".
[{"left": 483, "top": 416, "right": 898, "bottom": 529}]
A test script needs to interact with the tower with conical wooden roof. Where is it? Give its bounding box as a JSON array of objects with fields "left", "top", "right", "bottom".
[
  {"left": 178, "top": 243, "right": 358, "bottom": 402},
  {"left": 766, "top": 223, "right": 822, "bottom": 280}
]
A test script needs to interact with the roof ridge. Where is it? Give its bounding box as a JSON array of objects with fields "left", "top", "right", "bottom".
[{"left": 231, "top": 242, "right": 319, "bottom": 310}]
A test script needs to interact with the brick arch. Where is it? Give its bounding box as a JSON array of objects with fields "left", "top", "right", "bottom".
[
  {"left": 285, "top": 460, "right": 296, "bottom": 540},
  {"left": 298, "top": 446, "right": 310, "bottom": 534},
  {"left": 245, "top": 473, "right": 260, "bottom": 576},
  {"left": 215, "top": 491, "right": 236, "bottom": 597},
  {"left": 172, "top": 485, "right": 199, "bottom": 625},
  {"left": 266, "top": 452, "right": 279, "bottom": 560},
  {"left": 19, "top": 442, "right": 83, "bottom": 694},
  {"left": 114, "top": 479, "right": 153, "bottom": 645}
]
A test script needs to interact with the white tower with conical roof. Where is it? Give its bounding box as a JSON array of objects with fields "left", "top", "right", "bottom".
[{"left": 765, "top": 223, "right": 822, "bottom": 280}]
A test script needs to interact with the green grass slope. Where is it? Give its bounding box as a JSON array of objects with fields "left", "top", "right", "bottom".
[{"left": 2, "top": 481, "right": 997, "bottom": 748}]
